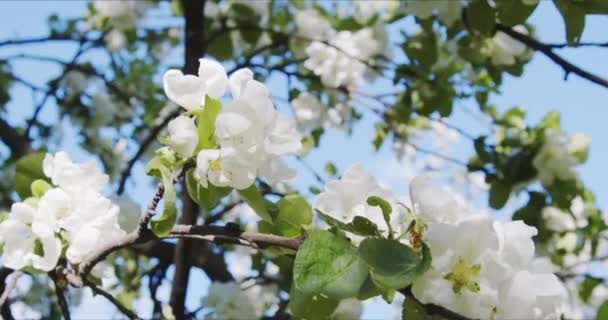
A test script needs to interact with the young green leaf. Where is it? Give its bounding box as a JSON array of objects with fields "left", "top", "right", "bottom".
[
  {"left": 145, "top": 156, "right": 177, "bottom": 236},
  {"left": 358, "top": 239, "right": 431, "bottom": 290},
  {"left": 293, "top": 230, "right": 369, "bottom": 299},
  {"left": 466, "top": 0, "right": 496, "bottom": 35},
  {"left": 238, "top": 184, "right": 273, "bottom": 222},
  {"left": 402, "top": 297, "right": 427, "bottom": 320},
  {"left": 13, "top": 152, "right": 48, "bottom": 200},
  {"left": 367, "top": 195, "right": 393, "bottom": 236},
  {"left": 288, "top": 286, "right": 339, "bottom": 319},
  {"left": 196, "top": 96, "right": 222, "bottom": 151},
  {"left": 185, "top": 169, "right": 232, "bottom": 211}
]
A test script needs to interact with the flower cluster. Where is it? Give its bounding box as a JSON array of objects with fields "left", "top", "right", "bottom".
[
  {"left": 163, "top": 59, "right": 302, "bottom": 190},
  {"left": 533, "top": 128, "right": 590, "bottom": 186},
  {"left": 290, "top": 92, "right": 350, "bottom": 131},
  {"left": 92, "top": 0, "right": 148, "bottom": 51},
  {"left": 314, "top": 165, "right": 567, "bottom": 319},
  {"left": 488, "top": 25, "right": 530, "bottom": 66},
  {"left": 295, "top": 9, "right": 382, "bottom": 89},
  {"left": 0, "top": 152, "right": 131, "bottom": 272}
]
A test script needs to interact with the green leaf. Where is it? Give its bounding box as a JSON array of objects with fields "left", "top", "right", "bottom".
[
  {"left": 238, "top": 184, "right": 273, "bottom": 222},
  {"left": 288, "top": 286, "right": 339, "bottom": 319},
  {"left": 579, "top": 276, "right": 603, "bottom": 303},
  {"left": 402, "top": 31, "right": 438, "bottom": 69},
  {"left": 495, "top": 0, "right": 539, "bottom": 26},
  {"left": 317, "top": 211, "right": 382, "bottom": 237},
  {"left": 489, "top": 181, "right": 511, "bottom": 209},
  {"left": 293, "top": 230, "right": 369, "bottom": 299},
  {"left": 145, "top": 156, "right": 177, "bottom": 236},
  {"left": 273, "top": 194, "right": 313, "bottom": 237},
  {"left": 197, "top": 97, "right": 222, "bottom": 151},
  {"left": 14, "top": 152, "right": 47, "bottom": 200},
  {"left": 466, "top": 0, "right": 496, "bottom": 35},
  {"left": 207, "top": 32, "right": 234, "bottom": 60},
  {"left": 554, "top": 0, "right": 586, "bottom": 45},
  {"left": 367, "top": 196, "right": 393, "bottom": 234},
  {"left": 325, "top": 162, "right": 338, "bottom": 177},
  {"left": 358, "top": 239, "right": 431, "bottom": 290},
  {"left": 402, "top": 298, "right": 426, "bottom": 320},
  {"left": 597, "top": 300, "right": 608, "bottom": 320},
  {"left": 30, "top": 179, "right": 52, "bottom": 198},
  {"left": 185, "top": 169, "right": 232, "bottom": 211}
]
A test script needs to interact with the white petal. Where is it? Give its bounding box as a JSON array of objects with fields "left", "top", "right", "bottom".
[
  {"left": 32, "top": 236, "right": 61, "bottom": 271},
  {"left": 228, "top": 68, "right": 254, "bottom": 99},
  {"left": 198, "top": 58, "right": 228, "bottom": 99},
  {"left": 163, "top": 69, "right": 205, "bottom": 111},
  {"left": 265, "top": 114, "right": 302, "bottom": 156},
  {"left": 167, "top": 115, "right": 199, "bottom": 158}
]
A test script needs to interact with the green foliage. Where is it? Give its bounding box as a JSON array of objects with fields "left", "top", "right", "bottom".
[
  {"left": 272, "top": 194, "right": 313, "bottom": 237},
  {"left": 495, "top": 0, "right": 539, "bottom": 26},
  {"left": 14, "top": 152, "right": 47, "bottom": 200},
  {"left": 145, "top": 149, "right": 178, "bottom": 236},
  {"left": 185, "top": 169, "right": 232, "bottom": 211},
  {"left": 238, "top": 184, "right": 273, "bottom": 222},
  {"left": 466, "top": 0, "right": 496, "bottom": 35},
  {"left": 288, "top": 286, "right": 339, "bottom": 319},
  {"left": 489, "top": 181, "right": 511, "bottom": 209},
  {"left": 317, "top": 211, "right": 383, "bottom": 237},
  {"left": 597, "top": 300, "right": 608, "bottom": 320},
  {"left": 359, "top": 239, "right": 431, "bottom": 290},
  {"left": 554, "top": 0, "right": 587, "bottom": 45},
  {"left": 196, "top": 96, "right": 222, "bottom": 151},
  {"left": 401, "top": 297, "right": 426, "bottom": 320},
  {"left": 367, "top": 196, "right": 393, "bottom": 237},
  {"left": 293, "top": 230, "right": 369, "bottom": 299}
]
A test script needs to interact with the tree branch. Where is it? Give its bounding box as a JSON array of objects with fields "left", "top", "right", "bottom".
[
  {"left": 0, "top": 117, "right": 32, "bottom": 158},
  {"left": 0, "top": 270, "right": 21, "bottom": 308},
  {"left": 83, "top": 278, "right": 140, "bottom": 320},
  {"left": 399, "top": 287, "right": 476, "bottom": 320},
  {"left": 50, "top": 271, "right": 72, "bottom": 320},
  {"left": 0, "top": 34, "right": 101, "bottom": 47},
  {"left": 495, "top": 23, "right": 608, "bottom": 89}
]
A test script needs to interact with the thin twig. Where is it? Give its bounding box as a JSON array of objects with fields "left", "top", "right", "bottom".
[
  {"left": 0, "top": 271, "right": 21, "bottom": 307},
  {"left": 496, "top": 23, "right": 608, "bottom": 89},
  {"left": 50, "top": 272, "right": 72, "bottom": 320},
  {"left": 83, "top": 278, "right": 140, "bottom": 320}
]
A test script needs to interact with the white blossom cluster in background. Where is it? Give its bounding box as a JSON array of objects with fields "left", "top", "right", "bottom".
[
  {"left": 533, "top": 128, "right": 590, "bottom": 186},
  {"left": 0, "top": 152, "right": 137, "bottom": 272},
  {"left": 91, "top": 0, "right": 149, "bottom": 51},
  {"left": 163, "top": 58, "right": 302, "bottom": 190},
  {"left": 315, "top": 165, "right": 568, "bottom": 319},
  {"left": 295, "top": 8, "right": 384, "bottom": 89},
  {"left": 487, "top": 25, "right": 530, "bottom": 66},
  {"left": 290, "top": 92, "right": 351, "bottom": 132}
]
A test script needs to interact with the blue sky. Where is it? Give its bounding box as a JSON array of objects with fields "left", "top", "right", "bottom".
[{"left": 1, "top": 1, "right": 607, "bottom": 318}]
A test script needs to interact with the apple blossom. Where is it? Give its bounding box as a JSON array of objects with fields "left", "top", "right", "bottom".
[
  {"left": 490, "top": 25, "right": 529, "bottom": 66},
  {"left": 167, "top": 115, "right": 199, "bottom": 158},
  {"left": 533, "top": 129, "right": 590, "bottom": 186},
  {"left": 163, "top": 58, "right": 228, "bottom": 111}
]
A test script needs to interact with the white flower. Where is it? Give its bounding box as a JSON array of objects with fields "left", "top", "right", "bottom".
[
  {"left": 115, "top": 197, "right": 141, "bottom": 233},
  {"left": 203, "top": 282, "right": 257, "bottom": 319},
  {"left": 409, "top": 175, "right": 471, "bottom": 225},
  {"left": 295, "top": 9, "right": 332, "bottom": 40},
  {"left": 533, "top": 129, "right": 589, "bottom": 186},
  {"left": 93, "top": 0, "right": 147, "bottom": 30},
  {"left": 43, "top": 152, "right": 108, "bottom": 192},
  {"left": 195, "top": 149, "right": 256, "bottom": 190},
  {"left": 163, "top": 58, "right": 228, "bottom": 111},
  {"left": 491, "top": 25, "right": 529, "bottom": 66},
  {"left": 304, "top": 29, "right": 379, "bottom": 88},
  {"left": 291, "top": 92, "right": 324, "bottom": 131},
  {"left": 314, "top": 164, "right": 404, "bottom": 241},
  {"left": 105, "top": 29, "right": 127, "bottom": 52},
  {"left": 167, "top": 115, "right": 199, "bottom": 158},
  {"left": 497, "top": 270, "right": 567, "bottom": 320}
]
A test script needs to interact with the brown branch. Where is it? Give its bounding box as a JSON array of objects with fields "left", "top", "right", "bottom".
[
  {"left": 117, "top": 107, "right": 180, "bottom": 195},
  {"left": 495, "top": 23, "right": 608, "bottom": 89},
  {"left": 0, "top": 117, "right": 32, "bottom": 158},
  {"left": 0, "top": 270, "right": 20, "bottom": 310},
  {"left": 83, "top": 278, "right": 140, "bottom": 320},
  {"left": 0, "top": 34, "right": 100, "bottom": 47},
  {"left": 50, "top": 271, "right": 72, "bottom": 320},
  {"left": 399, "top": 287, "right": 476, "bottom": 320}
]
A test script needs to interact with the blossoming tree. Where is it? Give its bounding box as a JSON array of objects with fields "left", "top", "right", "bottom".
[{"left": 0, "top": 0, "right": 607, "bottom": 319}]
